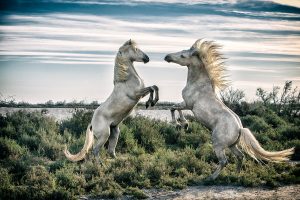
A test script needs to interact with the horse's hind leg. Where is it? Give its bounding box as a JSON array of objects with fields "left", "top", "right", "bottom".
[
  {"left": 208, "top": 146, "right": 227, "bottom": 180},
  {"left": 108, "top": 125, "right": 120, "bottom": 158},
  {"left": 93, "top": 126, "right": 110, "bottom": 163},
  {"left": 230, "top": 145, "right": 244, "bottom": 173}
]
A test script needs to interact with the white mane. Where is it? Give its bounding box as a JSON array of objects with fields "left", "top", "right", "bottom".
[
  {"left": 113, "top": 40, "right": 137, "bottom": 83},
  {"left": 114, "top": 55, "right": 129, "bottom": 83},
  {"left": 192, "top": 39, "right": 229, "bottom": 91}
]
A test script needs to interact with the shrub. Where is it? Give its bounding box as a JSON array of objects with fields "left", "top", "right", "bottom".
[
  {"left": 196, "top": 142, "right": 217, "bottom": 162},
  {"left": 59, "top": 109, "right": 93, "bottom": 137},
  {"left": 277, "top": 125, "right": 300, "bottom": 140},
  {"left": 261, "top": 109, "right": 287, "bottom": 128},
  {"left": 0, "top": 137, "right": 27, "bottom": 159},
  {"left": 55, "top": 167, "right": 86, "bottom": 195},
  {"left": 0, "top": 167, "right": 12, "bottom": 189},
  {"left": 241, "top": 115, "right": 271, "bottom": 132},
  {"left": 19, "top": 134, "right": 40, "bottom": 151},
  {"left": 22, "top": 165, "right": 55, "bottom": 189},
  {"left": 125, "top": 187, "right": 148, "bottom": 199},
  {"left": 128, "top": 117, "right": 165, "bottom": 153},
  {"left": 117, "top": 124, "right": 140, "bottom": 154}
]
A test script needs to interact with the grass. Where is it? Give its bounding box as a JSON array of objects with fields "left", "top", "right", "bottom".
[{"left": 0, "top": 106, "right": 299, "bottom": 199}]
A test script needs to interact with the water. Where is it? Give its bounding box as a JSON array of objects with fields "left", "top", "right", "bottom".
[{"left": 0, "top": 107, "right": 193, "bottom": 122}]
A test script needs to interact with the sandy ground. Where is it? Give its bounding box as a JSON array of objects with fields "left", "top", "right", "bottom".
[{"left": 143, "top": 185, "right": 300, "bottom": 200}]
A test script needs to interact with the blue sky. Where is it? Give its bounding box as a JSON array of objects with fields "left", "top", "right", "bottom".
[{"left": 0, "top": 0, "right": 300, "bottom": 103}]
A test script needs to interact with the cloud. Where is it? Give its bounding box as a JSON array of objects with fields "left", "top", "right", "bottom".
[{"left": 0, "top": 0, "right": 300, "bottom": 102}]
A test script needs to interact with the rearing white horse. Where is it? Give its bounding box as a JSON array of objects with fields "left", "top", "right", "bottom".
[
  {"left": 64, "top": 40, "right": 159, "bottom": 162},
  {"left": 164, "top": 39, "right": 294, "bottom": 180}
]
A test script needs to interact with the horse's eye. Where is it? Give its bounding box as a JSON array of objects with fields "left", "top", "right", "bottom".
[{"left": 181, "top": 55, "right": 185, "bottom": 58}]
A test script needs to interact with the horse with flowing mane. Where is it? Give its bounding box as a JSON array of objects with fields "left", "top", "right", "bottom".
[
  {"left": 64, "top": 39, "right": 159, "bottom": 162},
  {"left": 164, "top": 39, "right": 294, "bottom": 180}
]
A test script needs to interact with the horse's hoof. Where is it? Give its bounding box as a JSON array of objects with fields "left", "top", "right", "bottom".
[
  {"left": 176, "top": 124, "right": 182, "bottom": 130},
  {"left": 183, "top": 123, "right": 189, "bottom": 130},
  {"left": 145, "top": 103, "right": 149, "bottom": 109},
  {"left": 151, "top": 101, "right": 155, "bottom": 107}
]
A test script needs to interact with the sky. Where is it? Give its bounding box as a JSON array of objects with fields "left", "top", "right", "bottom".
[{"left": 0, "top": 0, "right": 300, "bottom": 103}]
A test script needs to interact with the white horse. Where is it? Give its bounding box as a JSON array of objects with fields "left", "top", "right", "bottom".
[
  {"left": 164, "top": 39, "right": 294, "bottom": 180},
  {"left": 64, "top": 40, "right": 159, "bottom": 162}
]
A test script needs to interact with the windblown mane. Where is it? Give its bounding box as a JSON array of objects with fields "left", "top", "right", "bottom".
[
  {"left": 114, "top": 40, "right": 137, "bottom": 83},
  {"left": 192, "top": 39, "right": 229, "bottom": 91},
  {"left": 114, "top": 55, "right": 129, "bottom": 83}
]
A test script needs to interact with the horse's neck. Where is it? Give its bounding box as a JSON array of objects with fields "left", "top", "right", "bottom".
[
  {"left": 114, "top": 56, "right": 143, "bottom": 85},
  {"left": 187, "top": 64, "right": 214, "bottom": 93},
  {"left": 127, "top": 63, "right": 142, "bottom": 82}
]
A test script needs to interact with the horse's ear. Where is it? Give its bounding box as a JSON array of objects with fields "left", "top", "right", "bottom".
[{"left": 192, "top": 39, "right": 202, "bottom": 49}]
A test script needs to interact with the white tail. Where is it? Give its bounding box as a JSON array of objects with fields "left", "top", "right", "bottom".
[
  {"left": 239, "top": 128, "right": 294, "bottom": 162},
  {"left": 64, "top": 124, "right": 94, "bottom": 162}
]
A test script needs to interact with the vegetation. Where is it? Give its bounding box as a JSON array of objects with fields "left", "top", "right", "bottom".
[
  {"left": 0, "top": 93, "right": 174, "bottom": 110},
  {"left": 0, "top": 82, "right": 299, "bottom": 199}
]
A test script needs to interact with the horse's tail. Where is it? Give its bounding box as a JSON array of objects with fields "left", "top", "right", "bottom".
[
  {"left": 238, "top": 128, "right": 294, "bottom": 162},
  {"left": 64, "top": 124, "right": 94, "bottom": 162}
]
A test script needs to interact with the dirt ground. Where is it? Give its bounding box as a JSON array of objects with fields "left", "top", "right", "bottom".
[{"left": 143, "top": 185, "right": 300, "bottom": 200}]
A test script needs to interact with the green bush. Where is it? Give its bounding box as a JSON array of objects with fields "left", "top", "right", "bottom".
[
  {"left": 0, "top": 167, "right": 12, "bottom": 189},
  {"left": 55, "top": 167, "right": 86, "bottom": 195},
  {"left": 277, "top": 125, "right": 300, "bottom": 140},
  {"left": 59, "top": 109, "right": 93, "bottom": 137},
  {"left": 125, "top": 187, "right": 148, "bottom": 199},
  {"left": 0, "top": 137, "right": 27, "bottom": 159},
  {"left": 22, "top": 165, "right": 55, "bottom": 189},
  {"left": 127, "top": 117, "right": 165, "bottom": 153},
  {"left": 241, "top": 115, "right": 271, "bottom": 133},
  {"left": 19, "top": 134, "right": 40, "bottom": 151}
]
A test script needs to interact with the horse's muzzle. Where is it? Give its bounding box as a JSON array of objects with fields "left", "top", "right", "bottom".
[
  {"left": 164, "top": 55, "right": 172, "bottom": 63},
  {"left": 143, "top": 55, "right": 149, "bottom": 63}
]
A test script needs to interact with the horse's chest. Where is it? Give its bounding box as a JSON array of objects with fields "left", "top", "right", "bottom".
[
  {"left": 182, "top": 86, "right": 195, "bottom": 107},
  {"left": 134, "top": 77, "right": 144, "bottom": 90}
]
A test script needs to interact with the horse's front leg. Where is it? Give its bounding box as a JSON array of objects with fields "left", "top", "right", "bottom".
[
  {"left": 170, "top": 102, "right": 188, "bottom": 130},
  {"left": 136, "top": 86, "right": 158, "bottom": 109},
  {"left": 178, "top": 110, "right": 189, "bottom": 130},
  {"left": 145, "top": 87, "right": 154, "bottom": 108},
  {"left": 171, "top": 108, "right": 182, "bottom": 129},
  {"left": 151, "top": 85, "right": 159, "bottom": 106}
]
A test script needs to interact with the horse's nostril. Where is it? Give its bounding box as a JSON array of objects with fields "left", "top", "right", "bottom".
[
  {"left": 143, "top": 55, "right": 149, "bottom": 63},
  {"left": 164, "top": 55, "right": 172, "bottom": 62}
]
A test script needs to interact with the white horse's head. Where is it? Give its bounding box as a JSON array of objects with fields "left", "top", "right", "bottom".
[
  {"left": 165, "top": 39, "right": 229, "bottom": 90},
  {"left": 164, "top": 39, "right": 205, "bottom": 66},
  {"left": 118, "top": 39, "right": 149, "bottom": 63}
]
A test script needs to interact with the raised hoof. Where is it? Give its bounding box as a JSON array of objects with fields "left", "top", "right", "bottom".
[{"left": 146, "top": 100, "right": 152, "bottom": 109}]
